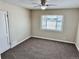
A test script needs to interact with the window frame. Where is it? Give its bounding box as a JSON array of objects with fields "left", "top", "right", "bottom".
[{"left": 41, "top": 15, "right": 64, "bottom": 32}]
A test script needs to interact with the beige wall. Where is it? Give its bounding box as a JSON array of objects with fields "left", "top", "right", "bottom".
[
  {"left": 0, "top": 1, "right": 31, "bottom": 47},
  {"left": 31, "top": 9, "right": 79, "bottom": 43}
]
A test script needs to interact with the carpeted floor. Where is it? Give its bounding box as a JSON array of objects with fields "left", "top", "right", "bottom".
[{"left": 1, "top": 37, "right": 79, "bottom": 59}]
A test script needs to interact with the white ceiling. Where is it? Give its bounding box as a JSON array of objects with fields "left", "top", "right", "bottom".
[{"left": 0, "top": 0, "right": 79, "bottom": 9}]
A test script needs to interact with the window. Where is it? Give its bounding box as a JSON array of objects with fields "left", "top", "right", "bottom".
[{"left": 41, "top": 15, "right": 63, "bottom": 31}]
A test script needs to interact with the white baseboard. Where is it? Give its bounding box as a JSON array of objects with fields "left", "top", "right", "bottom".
[
  {"left": 11, "top": 36, "right": 31, "bottom": 48},
  {"left": 32, "top": 36, "right": 75, "bottom": 44},
  {"left": 75, "top": 44, "right": 79, "bottom": 51}
]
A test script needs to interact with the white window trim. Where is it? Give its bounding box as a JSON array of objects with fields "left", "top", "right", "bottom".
[{"left": 41, "top": 15, "right": 64, "bottom": 32}]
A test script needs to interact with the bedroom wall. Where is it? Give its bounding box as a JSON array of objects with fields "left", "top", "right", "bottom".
[
  {"left": 31, "top": 9, "right": 79, "bottom": 43},
  {"left": 0, "top": 1, "right": 31, "bottom": 47}
]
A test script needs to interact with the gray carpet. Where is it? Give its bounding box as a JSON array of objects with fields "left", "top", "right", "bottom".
[{"left": 1, "top": 37, "right": 79, "bottom": 59}]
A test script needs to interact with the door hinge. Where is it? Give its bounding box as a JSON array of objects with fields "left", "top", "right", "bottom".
[{"left": 9, "top": 42, "right": 11, "bottom": 45}]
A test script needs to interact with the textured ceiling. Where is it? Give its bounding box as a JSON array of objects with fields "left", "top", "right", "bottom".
[{"left": 0, "top": 0, "right": 79, "bottom": 9}]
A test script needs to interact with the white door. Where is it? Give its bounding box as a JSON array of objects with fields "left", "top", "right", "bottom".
[
  {"left": 0, "top": 11, "right": 10, "bottom": 54},
  {"left": 76, "top": 24, "right": 79, "bottom": 51}
]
